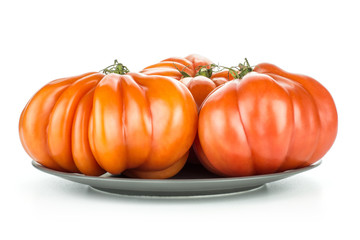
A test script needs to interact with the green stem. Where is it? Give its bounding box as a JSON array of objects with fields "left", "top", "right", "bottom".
[
  {"left": 245, "top": 58, "right": 251, "bottom": 68},
  {"left": 173, "top": 59, "right": 253, "bottom": 80},
  {"left": 173, "top": 63, "right": 191, "bottom": 78},
  {"left": 195, "top": 64, "right": 216, "bottom": 78},
  {"left": 100, "top": 60, "right": 130, "bottom": 75},
  {"left": 237, "top": 58, "right": 253, "bottom": 78},
  {"left": 216, "top": 58, "right": 253, "bottom": 79}
]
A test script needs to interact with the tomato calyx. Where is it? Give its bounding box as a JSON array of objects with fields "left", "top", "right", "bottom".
[
  {"left": 196, "top": 64, "right": 217, "bottom": 78},
  {"left": 237, "top": 58, "right": 253, "bottom": 78},
  {"left": 192, "top": 59, "right": 253, "bottom": 80},
  {"left": 172, "top": 62, "right": 216, "bottom": 79},
  {"left": 100, "top": 60, "right": 130, "bottom": 75}
]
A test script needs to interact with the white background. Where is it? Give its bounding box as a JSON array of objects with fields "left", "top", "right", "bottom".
[{"left": 1, "top": 0, "right": 359, "bottom": 239}]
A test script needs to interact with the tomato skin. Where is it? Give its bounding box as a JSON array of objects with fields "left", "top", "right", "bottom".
[
  {"left": 47, "top": 73, "right": 105, "bottom": 172},
  {"left": 89, "top": 73, "right": 197, "bottom": 177},
  {"left": 184, "top": 54, "right": 213, "bottom": 71},
  {"left": 142, "top": 60, "right": 196, "bottom": 80},
  {"left": 141, "top": 54, "right": 213, "bottom": 80},
  {"left": 180, "top": 76, "right": 217, "bottom": 108},
  {"left": 19, "top": 71, "right": 197, "bottom": 179},
  {"left": 254, "top": 63, "right": 338, "bottom": 164},
  {"left": 72, "top": 89, "right": 106, "bottom": 176},
  {"left": 194, "top": 63, "right": 338, "bottom": 177},
  {"left": 141, "top": 54, "right": 233, "bottom": 108},
  {"left": 19, "top": 72, "right": 97, "bottom": 172}
]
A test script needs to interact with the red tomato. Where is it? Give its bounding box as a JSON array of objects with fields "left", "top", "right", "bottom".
[
  {"left": 194, "top": 63, "right": 338, "bottom": 176},
  {"left": 19, "top": 69, "right": 197, "bottom": 178}
]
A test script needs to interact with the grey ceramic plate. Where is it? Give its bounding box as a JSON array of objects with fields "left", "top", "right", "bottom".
[{"left": 32, "top": 160, "right": 321, "bottom": 197}]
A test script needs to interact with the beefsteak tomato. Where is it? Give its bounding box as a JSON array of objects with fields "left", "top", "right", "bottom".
[
  {"left": 19, "top": 65, "right": 197, "bottom": 178},
  {"left": 194, "top": 62, "right": 338, "bottom": 176}
]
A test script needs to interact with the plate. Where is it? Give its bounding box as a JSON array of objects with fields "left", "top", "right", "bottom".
[{"left": 32, "top": 160, "right": 321, "bottom": 197}]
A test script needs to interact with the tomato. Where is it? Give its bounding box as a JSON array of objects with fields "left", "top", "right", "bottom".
[
  {"left": 89, "top": 72, "right": 197, "bottom": 178},
  {"left": 194, "top": 62, "right": 338, "bottom": 176},
  {"left": 19, "top": 66, "right": 197, "bottom": 178},
  {"left": 141, "top": 54, "right": 233, "bottom": 108}
]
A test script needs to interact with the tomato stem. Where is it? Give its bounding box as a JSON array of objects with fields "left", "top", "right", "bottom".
[
  {"left": 196, "top": 64, "right": 217, "bottom": 78},
  {"left": 100, "top": 60, "right": 130, "bottom": 75},
  {"left": 238, "top": 58, "right": 253, "bottom": 78},
  {"left": 173, "top": 58, "right": 253, "bottom": 80},
  {"left": 215, "top": 58, "right": 253, "bottom": 79},
  {"left": 173, "top": 63, "right": 191, "bottom": 78}
]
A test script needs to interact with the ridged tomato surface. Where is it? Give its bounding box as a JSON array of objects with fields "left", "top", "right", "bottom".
[
  {"left": 194, "top": 63, "right": 338, "bottom": 176},
  {"left": 19, "top": 72, "right": 197, "bottom": 178}
]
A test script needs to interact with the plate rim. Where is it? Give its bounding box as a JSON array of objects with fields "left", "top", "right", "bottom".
[{"left": 31, "top": 160, "right": 322, "bottom": 184}]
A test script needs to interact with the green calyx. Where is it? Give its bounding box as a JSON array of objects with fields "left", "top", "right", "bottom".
[
  {"left": 237, "top": 58, "right": 253, "bottom": 79},
  {"left": 196, "top": 64, "right": 217, "bottom": 78},
  {"left": 100, "top": 60, "right": 130, "bottom": 75}
]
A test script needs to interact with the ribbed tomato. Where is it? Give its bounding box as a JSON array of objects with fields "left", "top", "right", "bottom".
[
  {"left": 141, "top": 54, "right": 233, "bottom": 108},
  {"left": 19, "top": 67, "right": 197, "bottom": 178},
  {"left": 194, "top": 63, "right": 338, "bottom": 176}
]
